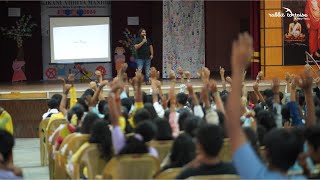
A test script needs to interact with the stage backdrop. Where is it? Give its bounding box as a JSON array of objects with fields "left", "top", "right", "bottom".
[
  {"left": 41, "top": 1, "right": 112, "bottom": 80},
  {"left": 162, "top": 1, "right": 205, "bottom": 78},
  {"left": 283, "top": 0, "right": 310, "bottom": 65}
]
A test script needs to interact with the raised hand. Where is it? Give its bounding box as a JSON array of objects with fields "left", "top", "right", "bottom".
[
  {"left": 67, "top": 74, "right": 75, "bottom": 84},
  {"left": 95, "top": 70, "right": 102, "bottom": 77},
  {"left": 178, "top": 67, "right": 185, "bottom": 83},
  {"left": 226, "top": 76, "right": 232, "bottom": 84},
  {"left": 63, "top": 84, "right": 72, "bottom": 94},
  {"left": 89, "top": 81, "right": 98, "bottom": 91},
  {"left": 272, "top": 77, "right": 280, "bottom": 94},
  {"left": 291, "top": 75, "right": 297, "bottom": 90},
  {"left": 169, "top": 70, "right": 176, "bottom": 82},
  {"left": 200, "top": 85, "right": 210, "bottom": 108},
  {"left": 149, "top": 67, "right": 157, "bottom": 81},
  {"left": 208, "top": 80, "right": 218, "bottom": 93},
  {"left": 220, "top": 66, "right": 225, "bottom": 78},
  {"left": 201, "top": 67, "right": 210, "bottom": 83},
  {"left": 58, "top": 76, "right": 66, "bottom": 85},
  {"left": 285, "top": 72, "right": 291, "bottom": 82},
  {"left": 253, "top": 82, "right": 259, "bottom": 92},
  {"left": 231, "top": 32, "right": 253, "bottom": 71},
  {"left": 186, "top": 83, "right": 194, "bottom": 95},
  {"left": 295, "top": 70, "right": 313, "bottom": 91},
  {"left": 185, "top": 71, "right": 191, "bottom": 82}
]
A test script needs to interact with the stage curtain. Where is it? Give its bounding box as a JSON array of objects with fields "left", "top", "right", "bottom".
[
  {"left": 162, "top": 1, "right": 205, "bottom": 78},
  {"left": 250, "top": 1, "right": 260, "bottom": 79}
]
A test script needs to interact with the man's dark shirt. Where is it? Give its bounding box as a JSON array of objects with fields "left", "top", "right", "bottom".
[{"left": 134, "top": 37, "right": 152, "bottom": 59}]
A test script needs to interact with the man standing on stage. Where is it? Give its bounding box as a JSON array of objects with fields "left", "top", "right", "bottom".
[{"left": 134, "top": 28, "right": 154, "bottom": 85}]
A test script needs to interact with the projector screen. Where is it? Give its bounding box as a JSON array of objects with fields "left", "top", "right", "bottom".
[{"left": 50, "top": 17, "right": 110, "bottom": 63}]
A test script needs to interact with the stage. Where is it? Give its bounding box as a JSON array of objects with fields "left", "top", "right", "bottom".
[
  {"left": 0, "top": 79, "right": 286, "bottom": 138},
  {"left": 0, "top": 79, "right": 285, "bottom": 100}
]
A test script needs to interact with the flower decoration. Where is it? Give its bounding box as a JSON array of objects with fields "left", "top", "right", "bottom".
[
  {"left": 118, "top": 28, "right": 137, "bottom": 57},
  {"left": 0, "top": 15, "right": 37, "bottom": 48}
]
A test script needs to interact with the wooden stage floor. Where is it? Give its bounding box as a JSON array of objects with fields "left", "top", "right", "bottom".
[{"left": 0, "top": 79, "right": 286, "bottom": 100}]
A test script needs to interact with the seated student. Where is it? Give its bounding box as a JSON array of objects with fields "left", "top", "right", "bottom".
[
  {"left": 184, "top": 115, "right": 201, "bottom": 138},
  {"left": 53, "top": 104, "right": 84, "bottom": 151},
  {"left": 161, "top": 134, "right": 195, "bottom": 171},
  {"left": 176, "top": 124, "right": 236, "bottom": 179},
  {"left": 225, "top": 32, "right": 305, "bottom": 179},
  {"left": 154, "top": 117, "right": 173, "bottom": 141},
  {"left": 77, "top": 112, "right": 100, "bottom": 134},
  {"left": 144, "top": 103, "right": 158, "bottom": 121},
  {"left": 0, "top": 129, "right": 22, "bottom": 179},
  {"left": 67, "top": 119, "right": 113, "bottom": 177},
  {"left": 0, "top": 107, "right": 13, "bottom": 135},
  {"left": 302, "top": 126, "right": 320, "bottom": 178},
  {"left": 42, "top": 94, "right": 62, "bottom": 119},
  {"left": 176, "top": 93, "right": 192, "bottom": 113},
  {"left": 119, "top": 121, "right": 159, "bottom": 158}
]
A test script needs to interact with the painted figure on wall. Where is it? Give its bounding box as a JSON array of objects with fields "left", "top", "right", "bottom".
[
  {"left": 114, "top": 46, "right": 126, "bottom": 71},
  {"left": 12, "top": 59, "right": 27, "bottom": 82}
]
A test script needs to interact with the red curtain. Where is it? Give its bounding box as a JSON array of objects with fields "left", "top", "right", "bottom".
[{"left": 250, "top": 1, "right": 260, "bottom": 79}]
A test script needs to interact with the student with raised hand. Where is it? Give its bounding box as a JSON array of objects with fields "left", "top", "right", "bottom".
[
  {"left": 295, "top": 67, "right": 316, "bottom": 127},
  {"left": 225, "top": 32, "right": 305, "bottom": 179},
  {"left": 287, "top": 76, "right": 304, "bottom": 126},
  {"left": 108, "top": 80, "right": 158, "bottom": 157},
  {"left": 128, "top": 70, "right": 145, "bottom": 128},
  {"left": 186, "top": 83, "right": 204, "bottom": 119},
  {"left": 151, "top": 76, "right": 165, "bottom": 118},
  {"left": 200, "top": 84, "right": 219, "bottom": 125},
  {"left": 168, "top": 82, "right": 180, "bottom": 138}
]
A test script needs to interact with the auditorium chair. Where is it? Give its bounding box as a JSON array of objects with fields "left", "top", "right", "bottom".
[
  {"left": 54, "top": 133, "right": 89, "bottom": 179},
  {"left": 45, "top": 118, "right": 67, "bottom": 179},
  {"left": 39, "top": 118, "right": 49, "bottom": 166},
  {"left": 186, "top": 174, "right": 240, "bottom": 180},
  {"left": 48, "top": 128, "right": 61, "bottom": 179},
  {"left": 149, "top": 140, "right": 173, "bottom": 163},
  {"left": 218, "top": 138, "right": 232, "bottom": 162},
  {"left": 98, "top": 154, "right": 160, "bottom": 179},
  {"left": 155, "top": 168, "right": 182, "bottom": 179},
  {"left": 71, "top": 143, "right": 109, "bottom": 180}
]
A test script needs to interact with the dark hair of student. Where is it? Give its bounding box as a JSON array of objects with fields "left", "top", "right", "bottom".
[
  {"left": 196, "top": 124, "right": 224, "bottom": 157},
  {"left": 80, "top": 112, "right": 99, "bottom": 134},
  {"left": 167, "top": 134, "right": 195, "bottom": 168},
  {"left": 89, "top": 120, "right": 113, "bottom": 160},
  {"left": 154, "top": 117, "right": 173, "bottom": 141},
  {"left": 263, "top": 128, "right": 304, "bottom": 172}
]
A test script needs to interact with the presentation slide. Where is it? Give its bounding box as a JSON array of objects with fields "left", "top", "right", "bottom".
[{"left": 50, "top": 17, "right": 110, "bottom": 63}]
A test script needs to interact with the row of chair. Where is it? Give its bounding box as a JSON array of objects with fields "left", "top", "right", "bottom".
[{"left": 39, "top": 118, "right": 239, "bottom": 179}]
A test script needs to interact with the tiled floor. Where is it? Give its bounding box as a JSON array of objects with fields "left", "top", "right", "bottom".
[{"left": 13, "top": 138, "right": 49, "bottom": 180}]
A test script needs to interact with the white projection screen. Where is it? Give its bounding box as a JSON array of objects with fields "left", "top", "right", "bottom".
[{"left": 50, "top": 17, "right": 110, "bottom": 63}]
